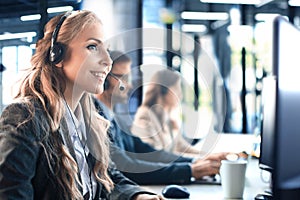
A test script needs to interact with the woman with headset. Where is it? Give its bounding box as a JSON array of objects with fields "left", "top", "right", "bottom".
[{"left": 0, "top": 10, "right": 162, "bottom": 200}]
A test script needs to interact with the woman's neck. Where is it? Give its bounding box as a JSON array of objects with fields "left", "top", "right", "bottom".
[{"left": 63, "top": 85, "right": 83, "bottom": 111}]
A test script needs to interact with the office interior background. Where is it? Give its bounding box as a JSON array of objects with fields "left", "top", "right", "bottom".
[{"left": 0, "top": 0, "right": 299, "bottom": 137}]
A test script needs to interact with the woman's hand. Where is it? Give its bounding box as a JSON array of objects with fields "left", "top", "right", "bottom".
[{"left": 133, "top": 193, "right": 165, "bottom": 200}]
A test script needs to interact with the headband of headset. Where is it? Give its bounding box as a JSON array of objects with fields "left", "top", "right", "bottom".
[{"left": 49, "top": 11, "right": 72, "bottom": 64}]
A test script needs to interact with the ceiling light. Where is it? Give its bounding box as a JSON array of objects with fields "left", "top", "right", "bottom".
[
  {"left": 20, "top": 6, "right": 73, "bottom": 21},
  {"left": 181, "top": 24, "right": 207, "bottom": 33},
  {"left": 200, "top": 0, "right": 262, "bottom": 5},
  {"left": 47, "top": 6, "right": 73, "bottom": 13},
  {"left": 255, "top": 0, "right": 274, "bottom": 7},
  {"left": 289, "top": 0, "right": 300, "bottom": 6},
  {"left": 255, "top": 13, "right": 282, "bottom": 21},
  {"left": 0, "top": 32, "right": 37, "bottom": 41},
  {"left": 181, "top": 11, "right": 229, "bottom": 20},
  {"left": 20, "top": 14, "right": 41, "bottom": 21}
]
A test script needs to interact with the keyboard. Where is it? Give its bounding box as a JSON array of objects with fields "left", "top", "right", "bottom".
[{"left": 191, "top": 174, "right": 221, "bottom": 185}]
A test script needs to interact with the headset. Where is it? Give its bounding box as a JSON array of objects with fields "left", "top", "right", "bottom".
[
  {"left": 49, "top": 11, "right": 72, "bottom": 65},
  {"left": 104, "top": 73, "right": 125, "bottom": 91}
]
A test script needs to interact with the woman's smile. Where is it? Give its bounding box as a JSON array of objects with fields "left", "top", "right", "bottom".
[{"left": 90, "top": 70, "right": 108, "bottom": 82}]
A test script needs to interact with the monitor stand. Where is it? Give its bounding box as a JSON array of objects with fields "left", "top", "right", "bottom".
[
  {"left": 255, "top": 183, "right": 273, "bottom": 199},
  {"left": 255, "top": 177, "right": 273, "bottom": 200},
  {"left": 254, "top": 193, "right": 273, "bottom": 200}
]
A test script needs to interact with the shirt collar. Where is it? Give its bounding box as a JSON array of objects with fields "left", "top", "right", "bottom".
[
  {"left": 97, "top": 100, "right": 114, "bottom": 122},
  {"left": 64, "top": 102, "right": 86, "bottom": 141}
]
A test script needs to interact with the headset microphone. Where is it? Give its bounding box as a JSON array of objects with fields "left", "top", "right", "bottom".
[{"left": 108, "top": 73, "right": 126, "bottom": 91}]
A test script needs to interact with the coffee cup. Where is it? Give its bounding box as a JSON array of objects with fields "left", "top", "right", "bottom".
[{"left": 220, "top": 159, "right": 247, "bottom": 199}]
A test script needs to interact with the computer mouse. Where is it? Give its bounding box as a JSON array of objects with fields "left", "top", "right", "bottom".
[{"left": 162, "top": 184, "right": 190, "bottom": 199}]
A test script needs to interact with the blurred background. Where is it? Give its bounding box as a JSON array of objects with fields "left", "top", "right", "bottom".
[{"left": 0, "top": 0, "right": 297, "bottom": 136}]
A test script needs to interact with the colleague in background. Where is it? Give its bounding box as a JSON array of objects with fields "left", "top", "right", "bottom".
[
  {"left": 94, "top": 50, "right": 229, "bottom": 185},
  {"left": 131, "top": 69, "right": 201, "bottom": 156},
  {"left": 0, "top": 10, "right": 163, "bottom": 200}
]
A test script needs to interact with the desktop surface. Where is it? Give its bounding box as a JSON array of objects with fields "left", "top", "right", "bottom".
[
  {"left": 143, "top": 133, "right": 270, "bottom": 200},
  {"left": 144, "top": 157, "right": 270, "bottom": 200}
]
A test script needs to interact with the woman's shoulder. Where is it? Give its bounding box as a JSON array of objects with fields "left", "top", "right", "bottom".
[
  {"left": 2, "top": 101, "right": 34, "bottom": 118},
  {"left": 1, "top": 99, "right": 46, "bottom": 130},
  {"left": 2, "top": 98, "right": 44, "bottom": 114}
]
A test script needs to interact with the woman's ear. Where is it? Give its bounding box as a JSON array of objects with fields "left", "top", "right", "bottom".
[{"left": 55, "top": 62, "right": 63, "bottom": 68}]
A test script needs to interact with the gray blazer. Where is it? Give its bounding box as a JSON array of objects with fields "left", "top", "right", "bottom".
[{"left": 0, "top": 100, "right": 153, "bottom": 200}]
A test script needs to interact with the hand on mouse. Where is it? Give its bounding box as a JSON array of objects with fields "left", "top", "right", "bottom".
[
  {"left": 190, "top": 152, "right": 229, "bottom": 179},
  {"left": 132, "top": 194, "right": 165, "bottom": 200}
]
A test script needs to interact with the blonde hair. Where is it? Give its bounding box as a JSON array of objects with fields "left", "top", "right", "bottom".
[{"left": 15, "top": 10, "right": 113, "bottom": 199}]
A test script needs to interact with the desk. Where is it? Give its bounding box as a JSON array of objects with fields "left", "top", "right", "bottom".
[{"left": 142, "top": 134, "right": 271, "bottom": 200}]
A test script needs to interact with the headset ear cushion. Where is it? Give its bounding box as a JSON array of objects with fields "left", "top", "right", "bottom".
[{"left": 49, "top": 42, "right": 66, "bottom": 64}]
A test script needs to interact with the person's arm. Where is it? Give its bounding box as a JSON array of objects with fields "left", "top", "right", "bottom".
[
  {"left": 110, "top": 145, "right": 192, "bottom": 185},
  {"left": 107, "top": 161, "right": 163, "bottom": 200},
  {"left": 131, "top": 107, "right": 163, "bottom": 149},
  {"left": 119, "top": 125, "right": 193, "bottom": 163},
  {"left": 0, "top": 103, "right": 40, "bottom": 199},
  {"left": 168, "top": 118, "right": 201, "bottom": 155},
  {"left": 132, "top": 194, "right": 164, "bottom": 200},
  {"left": 173, "top": 133, "right": 201, "bottom": 155},
  {"left": 112, "top": 132, "right": 229, "bottom": 184},
  {"left": 131, "top": 134, "right": 193, "bottom": 163}
]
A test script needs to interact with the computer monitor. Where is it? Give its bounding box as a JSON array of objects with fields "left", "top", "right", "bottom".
[
  {"left": 256, "top": 66, "right": 276, "bottom": 200},
  {"left": 271, "top": 16, "right": 300, "bottom": 199},
  {"left": 260, "top": 75, "right": 276, "bottom": 172}
]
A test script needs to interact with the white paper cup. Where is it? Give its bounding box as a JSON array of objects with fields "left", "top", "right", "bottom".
[{"left": 220, "top": 159, "right": 247, "bottom": 199}]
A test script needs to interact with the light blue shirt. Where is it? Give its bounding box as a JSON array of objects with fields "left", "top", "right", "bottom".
[{"left": 64, "top": 103, "right": 97, "bottom": 199}]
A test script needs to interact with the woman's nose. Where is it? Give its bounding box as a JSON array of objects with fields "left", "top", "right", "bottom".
[{"left": 101, "top": 51, "right": 113, "bottom": 69}]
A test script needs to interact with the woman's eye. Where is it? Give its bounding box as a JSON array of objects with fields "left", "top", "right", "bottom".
[{"left": 87, "top": 44, "right": 97, "bottom": 51}]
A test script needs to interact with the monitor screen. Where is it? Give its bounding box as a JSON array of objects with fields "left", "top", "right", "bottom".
[
  {"left": 272, "top": 16, "right": 300, "bottom": 198},
  {"left": 259, "top": 76, "right": 276, "bottom": 172}
]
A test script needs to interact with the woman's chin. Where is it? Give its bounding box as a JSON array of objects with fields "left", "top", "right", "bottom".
[{"left": 92, "top": 84, "right": 104, "bottom": 94}]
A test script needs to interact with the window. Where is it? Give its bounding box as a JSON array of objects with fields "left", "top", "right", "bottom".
[{"left": 1, "top": 45, "right": 33, "bottom": 110}]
